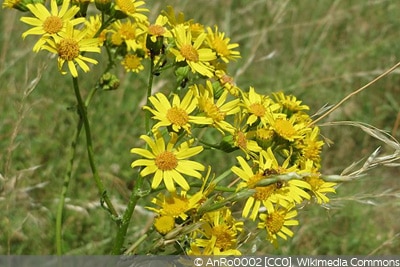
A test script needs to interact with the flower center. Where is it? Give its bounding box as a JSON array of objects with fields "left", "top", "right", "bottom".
[
  {"left": 235, "top": 131, "right": 247, "bottom": 149},
  {"left": 163, "top": 196, "right": 189, "bottom": 216},
  {"left": 154, "top": 215, "right": 175, "bottom": 235},
  {"left": 119, "top": 23, "right": 136, "bottom": 40},
  {"left": 266, "top": 212, "right": 285, "bottom": 235},
  {"left": 116, "top": 0, "right": 136, "bottom": 14},
  {"left": 212, "top": 225, "right": 235, "bottom": 250},
  {"left": 155, "top": 151, "right": 178, "bottom": 171},
  {"left": 249, "top": 103, "right": 266, "bottom": 117},
  {"left": 58, "top": 38, "right": 80, "bottom": 61},
  {"left": 212, "top": 36, "right": 230, "bottom": 57},
  {"left": 180, "top": 44, "right": 199, "bottom": 62},
  {"left": 148, "top": 24, "right": 165, "bottom": 36},
  {"left": 123, "top": 54, "right": 141, "bottom": 70},
  {"left": 306, "top": 176, "right": 323, "bottom": 191},
  {"left": 43, "top": 16, "right": 63, "bottom": 34},
  {"left": 246, "top": 173, "right": 264, "bottom": 189},
  {"left": 203, "top": 100, "right": 225, "bottom": 122},
  {"left": 166, "top": 107, "right": 189, "bottom": 126},
  {"left": 275, "top": 119, "right": 296, "bottom": 139},
  {"left": 253, "top": 186, "right": 275, "bottom": 200}
]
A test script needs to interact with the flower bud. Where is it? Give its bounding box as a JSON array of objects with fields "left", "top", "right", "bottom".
[{"left": 95, "top": 0, "right": 111, "bottom": 12}]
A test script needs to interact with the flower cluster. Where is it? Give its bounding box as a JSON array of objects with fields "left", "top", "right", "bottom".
[{"left": 5, "top": 0, "right": 337, "bottom": 255}]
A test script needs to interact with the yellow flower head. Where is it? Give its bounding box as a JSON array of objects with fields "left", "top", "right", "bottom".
[
  {"left": 121, "top": 53, "right": 144, "bottom": 73},
  {"left": 241, "top": 87, "right": 281, "bottom": 126},
  {"left": 192, "top": 81, "right": 240, "bottom": 134},
  {"left": 153, "top": 215, "right": 175, "bottom": 235},
  {"left": 41, "top": 23, "right": 100, "bottom": 77},
  {"left": 215, "top": 70, "right": 241, "bottom": 97},
  {"left": 131, "top": 131, "right": 205, "bottom": 192},
  {"left": 191, "top": 208, "right": 243, "bottom": 255},
  {"left": 257, "top": 204, "right": 298, "bottom": 247},
  {"left": 114, "top": 0, "right": 148, "bottom": 21},
  {"left": 233, "top": 149, "right": 310, "bottom": 220},
  {"left": 144, "top": 91, "right": 212, "bottom": 134},
  {"left": 206, "top": 26, "right": 240, "bottom": 63},
  {"left": 170, "top": 24, "right": 216, "bottom": 77},
  {"left": 148, "top": 14, "right": 172, "bottom": 42},
  {"left": 20, "top": 0, "right": 85, "bottom": 52},
  {"left": 147, "top": 190, "right": 205, "bottom": 221},
  {"left": 273, "top": 91, "right": 310, "bottom": 113}
]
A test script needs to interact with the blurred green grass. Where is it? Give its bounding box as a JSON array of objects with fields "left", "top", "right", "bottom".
[{"left": 1, "top": 0, "right": 399, "bottom": 254}]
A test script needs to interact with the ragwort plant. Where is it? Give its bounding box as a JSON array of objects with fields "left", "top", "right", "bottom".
[{"left": 3, "top": 0, "right": 400, "bottom": 255}]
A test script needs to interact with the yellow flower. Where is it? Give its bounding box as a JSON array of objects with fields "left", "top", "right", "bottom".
[
  {"left": 41, "top": 23, "right": 100, "bottom": 77},
  {"left": 20, "top": 0, "right": 85, "bottom": 52},
  {"left": 215, "top": 70, "right": 241, "bottom": 97},
  {"left": 267, "top": 115, "right": 310, "bottom": 142},
  {"left": 143, "top": 91, "right": 212, "bottom": 134},
  {"left": 206, "top": 26, "right": 240, "bottom": 63},
  {"left": 257, "top": 204, "right": 298, "bottom": 247},
  {"left": 241, "top": 87, "right": 280, "bottom": 126},
  {"left": 273, "top": 91, "right": 310, "bottom": 113},
  {"left": 296, "top": 127, "right": 325, "bottom": 167},
  {"left": 110, "top": 19, "right": 147, "bottom": 51},
  {"left": 233, "top": 149, "right": 310, "bottom": 220},
  {"left": 114, "top": 0, "right": 148, "bottom": 21},
  {"left": 153, "top": 215, "right": 175, "bottom": 235},
  {"left": 147, "top": 14, "right": 172, "bottom": 42},
  {"left": 121, "top": 53, "right": 144, "bottom": 73},
  {"left": 300, "top": 160, "right": 336, "bottom": 204},
  {"left": 170, "top": 24, "right": 216, "bottom": 77},
  {"left": 147, "top": 190, "right": 205, "bottom": 221},
  {"left": 130, "top": 131, "right": 205, "bottom": 192},
  {"left": 191, "top": 208, "right": 243, "bottom": 255},
  {"left": 192, "top": 81, "right": 240, "bottom": 134}
]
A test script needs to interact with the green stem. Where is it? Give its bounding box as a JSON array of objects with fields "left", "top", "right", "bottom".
[
  {"left": 145, "top": 58, "right": 155, "bottom": 133},
  {"left": 112, "top": 60, "right": 155, "bottom": 254},
  {"left": 55, "top": 118, "right": 83, "bottom": 255},
  {"left": 72, "top": 77, "right": 119, "bottom": 219}
]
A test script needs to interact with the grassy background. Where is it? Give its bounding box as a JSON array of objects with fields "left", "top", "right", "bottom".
[{"left": 1, "top": 0, "right": 399, "bottom": 255}]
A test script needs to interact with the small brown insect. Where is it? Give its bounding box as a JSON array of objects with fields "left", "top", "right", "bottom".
[
  {"left": 263, "top": 168, "right": 278, "bottom": 176},
  {"left": 275, "top": 181, "right": 283, "bottom": 189}
]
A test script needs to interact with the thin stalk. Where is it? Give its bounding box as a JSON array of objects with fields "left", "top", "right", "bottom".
[
  {"left": 55, "top": 83, "right": 102, "bottom": 255},
  {"left": 112, "top": 60, "right": 155, "bottom": 254},
  {"left": 55, "top": 118, "right": 83, "bottom": 255},
  {"left": 72, "top": 77, "right": 119, "bottom": 218},
  {"left": 309, "top": 61, "right": 400, "bottom": 127}
]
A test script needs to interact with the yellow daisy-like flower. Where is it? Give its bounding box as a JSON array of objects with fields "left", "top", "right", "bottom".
[
  {"left": 206, "top": 26, "right": 240, "bottom": 63},
  {"left": 233, "top": 155, "right": 290, "bottom": 220},
  {"left": 267, "top": 115, "right": 310, "bottom": 142},
  {"left": 147, "top": 14, "right": 172, "bottom": 42},
  {"left": 192, "top": 81, "right": 240, "bottom": 134},
  {"left": 300, "top": 160, "right": 336, "bottom": 204},
  {"left": 84, "top": 15, "right": 105, "bottom": 43},
  {"left": 192, "top": 208, "right": 243, "bottom": 255},
  {"left": 41, "top": 23, "right": 100, "bottom": 77},
  {"left": 110, "top": 19, "right": 147, "bottom": 51},
  {"left": 257, "top": 204, "right": 298, "bottom": 247},
  {"left": 273, "top": 91, "right": 310, "bottom": 113},
  {"left": 170, "top": 24, "right": 216, "bottom": 77},
  {"left": 114, "top": 0, "right": 148, "bottom": 22},
  {"left": 241, "top": 87, "right": 281, "bottom": 126},
  {"left": 233, "top": 149, "right": 310, "bottom": 220},
  {"left": 143, "top": 91, "right": 212, "bottom": 134},
  {"left": 296, "top": 127, "right": 325, "bottom": 167},
  {"left": 20, "top": 0, "right": 85, "bottom": 52},
  {"left": 121, "top": 53, "right": 144, "bottom": 73},
  {"left": 130, "top": 131, "right": 205, "bottom": 192}
]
